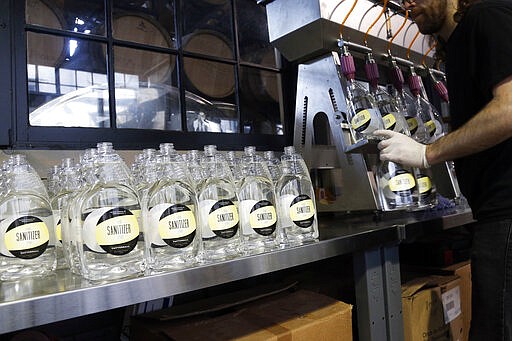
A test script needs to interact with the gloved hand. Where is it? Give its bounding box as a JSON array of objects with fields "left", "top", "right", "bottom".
[{"left": 373, "top": 130, "right": 430, "bottom": 168}]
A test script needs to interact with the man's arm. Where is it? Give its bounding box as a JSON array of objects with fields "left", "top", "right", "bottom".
[
  {"left": 375, "top": 75, "right": 512, "bottom": 168},
  {"left": 427, "top": 75, "right": 512, "bottom": 164}
]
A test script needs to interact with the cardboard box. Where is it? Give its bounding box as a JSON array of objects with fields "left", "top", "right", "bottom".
[
  {"left": 131, "top": 289, "right": 352, "bottom": 341},
  {"left": 402, "top": 261, "right": 472, "bottom": 341},
  {"left": 442, "top": 261, "right": 471, "bottom": 341},
  {"left": 402, "top": 275, "right": 464, "bottom": 341}
]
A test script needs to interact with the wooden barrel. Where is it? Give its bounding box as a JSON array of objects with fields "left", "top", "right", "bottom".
[
  {"left": 25, "top": 0, "right": 65, "bottom": 67},
  {"left": 112, "top": 14, "right": 175, "bottom": 84},
  {"left": 183, "top": 30, "right": 235, "bottom": 99},
  {"left": 240, "top": 47, "right": 280, "bottom": 103}
]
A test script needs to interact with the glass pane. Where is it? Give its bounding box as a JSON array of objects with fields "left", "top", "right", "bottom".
[
  {"left": 114, "top": 46, "right": 179, "bottom": 130},
  {"left": 114, "top": 84, "right": 181, "bottom": 131},
  {"left": 26, "top": 29, "right": 66, "bottom": 70},
  {"left": 184, "top": 92, "right": 238, "bottom": 134},
  {"left": 183, "top": 0, "right": 234, "bottom": 59},
  {"left": 183, "top": 57, "right": 237, "bottom": 133},
  {"left": 212, "top": 102, "right": 238, "bottom": 133},
  {"left": 114, "top": 46, "right": 176, "bottom": 84},
  {"left": 235, "top": 0, "right": 276, "bottom": 68},
  {"left": 183, "top": 56, "right": 235, "bottom": 100},
  {"left": 37, "top": 65, "right": 57, "bottom": 93},
  {"left": 26, "top": 0, "right": 106, "bottom": 36},
  {"left": 29, "top": 85, "right": 111, "bottom": 128},
  {"left": 239, "top": 66, "right": 282, "bottom": 135},
  {"left": 113, "top": 0, "right": 176, "bottom": 49},
  {"left": 28, "top": 32, "right": 110, "bottom": 128}
]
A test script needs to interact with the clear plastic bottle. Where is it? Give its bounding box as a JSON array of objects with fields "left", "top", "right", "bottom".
[
  {"left": 339, "top": 46, "right": 384, "bottom": 142},
  {"left": 382, "top": 63, "right": 437, "bottom": 210},
  {"left": 159, "top": 142, "right": 179, "bottom": 157},
  {"left": 238, "top": 146, "right": 278, "bottom": 254},
  {"left": 0, "top": 161, "right": 8, "bottom": 195},
  {"left": 78, "top": 142, "right": 145, "bottom": 281},
  {"left": 376, "top": 160, "right": 418, "bottom": 211},
  {"left": 64, "top": 148, "right": 98, "bottom": 275},
  {"left": 388, "top": 61, "right": 429, "bottom": 142},
  {"left": 50, "top": 158, "right": 80, "bottom": 270},
  {"left": 197, "top": 145, "right": 240, "bottom": 261},
  {"left": 225, "top": 151, "right": 243, "bottom": 188},
  {"left": 419, "top": 97, "right": 444, "bottom": 142},
  {"left": 263, "top": 151, "right": 282, "bottom": 185},
  {"left": 413, "top": 167, "right": 438, "bottom": 209},
  {"left": 143, "top": 152, "right": 199, "bottom": 272},
  {"left": 373, "top": 89, "right": 410, "bottom": 135},
  {"left": 419, "top": 70, "right": 446, "bottom": 142},
  {"left": 395, "top": 92, "right": 429, "bottom": 143},
  {"left": 429, "top": 68, "right": 451, "bottom": 135},
  {"left": 345, "top": 80, "right": 384, "bottom": 142},
  {"left": 133, "top": 148, "right": 159, "bottom": 231},
  {"left": 46, "top": 165, "right": 61, "bottom": 199},
  {"left": 364, "top": 53, "right": 409, "bottom": 135},
  {"left": 408, "top": 69, "right": 444, "bottom": 143},
  {"left": 0, "top": 155, "right": 56, "bottom": 281},
  {"left": 185, "top": 150, "right": 203, "bottom": 191},
  {"left": 135, "top": 149, "right": 158, "bottom": 192},
  {"left": 130, "top": 153, "right": 143, "bottom": 184},
  {"left": 275, "top": 146, "right": 318, "bottom": 246}
]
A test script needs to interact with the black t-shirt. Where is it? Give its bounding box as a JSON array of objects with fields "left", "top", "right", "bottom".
[{"left": 446, "top": 0, "right": 512, "bottom": 220}]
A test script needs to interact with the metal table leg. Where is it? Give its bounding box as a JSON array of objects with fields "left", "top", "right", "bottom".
[
  {"left": 381, "top": 245, "right": 404, "bottom": 341},
  {"left": 353, "top": 245, "right": 404, "bottom": 341}
]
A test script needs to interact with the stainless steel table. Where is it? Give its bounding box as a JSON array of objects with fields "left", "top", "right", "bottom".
[{"left": 0, "top": 207, "right": 474, "bottom": 338}]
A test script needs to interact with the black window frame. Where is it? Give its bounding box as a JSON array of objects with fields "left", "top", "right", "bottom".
[{"left": 1, "top": 0, "right": 294, "bottom": 151}]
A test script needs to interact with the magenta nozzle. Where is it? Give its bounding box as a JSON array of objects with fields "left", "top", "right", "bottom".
[
  {"left": 340, "top": 54, "right": 356, "bottom": 80},
  {"left": 408, "top": 74, "right": 422, "bottom": 97},
  {"left": 434, "top": 80, "right": 449, "bottom": 102},
  {"left": 364, "top": 61, "right": 379, "bottom": 90},
  {"left": 390, "top": 66, "right": 404, "bottom": 93}
]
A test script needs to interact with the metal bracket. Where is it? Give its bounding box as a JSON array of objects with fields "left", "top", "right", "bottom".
[{"left": 344, "top": 138, "right": 380, "bottom": 154}]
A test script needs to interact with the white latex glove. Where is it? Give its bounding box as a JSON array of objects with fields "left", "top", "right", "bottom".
[{"left": 374, "top": 130, "right": 430, "bottom": 168}]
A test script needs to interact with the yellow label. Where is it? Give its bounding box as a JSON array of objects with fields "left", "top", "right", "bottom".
[
  {"left": 351, "top": 110, "right": 371, "bottom": 130},
  {"left": 131, "top": 209, "right": 142, "bottom": 222},
  {"left": 96, "top": 215, "right": 139, "bottom": 246},
  {"left": 56, "top": 221, "right": 62, "bottom": 243},
  {"left": 289, "top": 198, "right": 315, "bottom": 222},
  {"left": 5, "top": 221, "right": 50, "bottom": 252},
  {"left": 417, "top": 176, "right": 432, "bottom": 194},
  {"left": 52, "top": 210, "right": 62, "bottom": 244},
  {"left": 158, "top": 209, "right": 196, "bottom": 239},
  {"left": 425, "top": 120, "right": 436, "bottom": 135},
  {"left": 389, "top": 173, "right": 415, "bottom": 192},
  {"left": 407, "top": 117, "right": 418, "bottom": 132},
  {"left": 383, "top": 113, "right": 397, "bottom": 130},
  {"left": 208, "top": 204, "right": 239, "bottom": 231},
  {"left": 249, "top": 205, "right": 277, "bottom": 229}
]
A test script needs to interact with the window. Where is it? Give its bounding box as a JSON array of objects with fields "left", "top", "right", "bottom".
[{"left": 2, "top": 0, "right": 287, "bottom": 150}]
